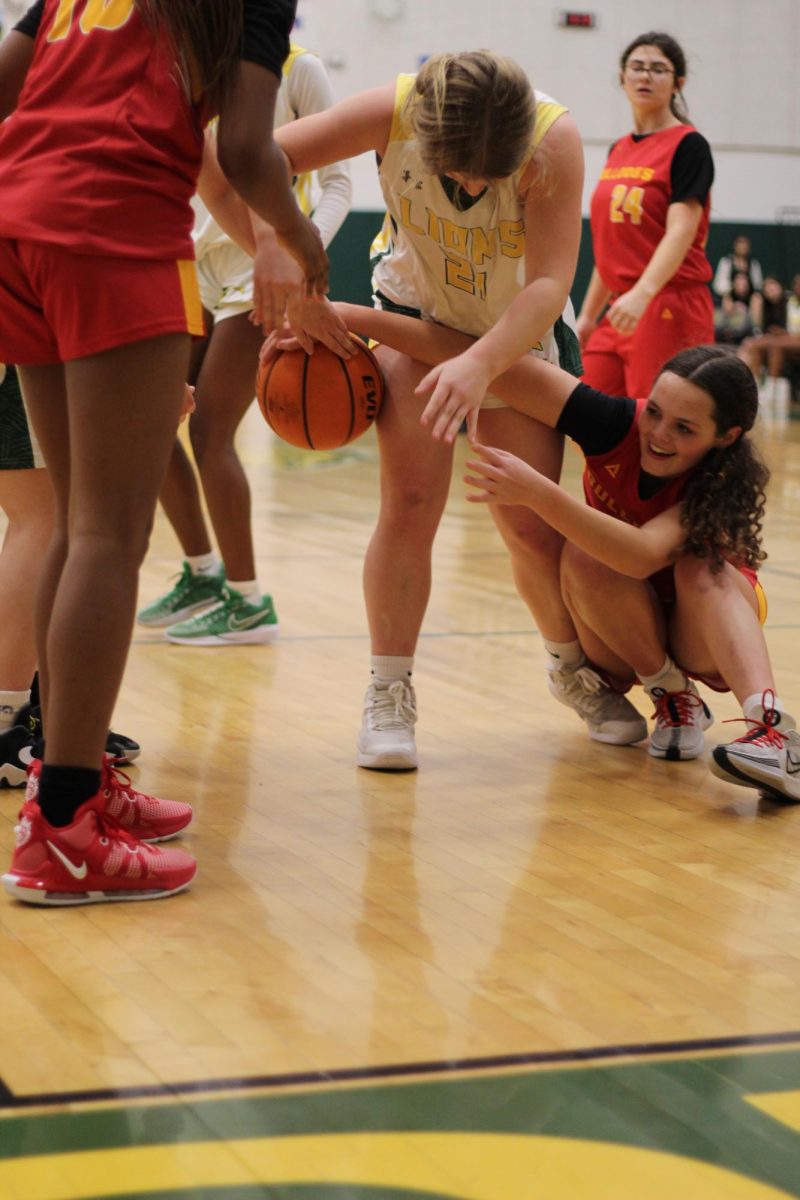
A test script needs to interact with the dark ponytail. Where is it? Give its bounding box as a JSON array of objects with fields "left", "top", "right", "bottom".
[
  {"left": 659, "top": 346, "right": 769, "bottom": 572},
  {"left": 620, "top": 31, "right": 690, "bottom": 122}
]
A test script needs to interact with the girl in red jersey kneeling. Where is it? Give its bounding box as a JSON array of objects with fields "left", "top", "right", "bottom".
[{"left": 329, "top": 303, "right": 796, "bottom": 802}]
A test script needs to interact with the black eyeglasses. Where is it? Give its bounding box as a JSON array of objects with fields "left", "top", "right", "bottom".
[{"left": 624, "top": 61, "right": 675, "bottom": 78}]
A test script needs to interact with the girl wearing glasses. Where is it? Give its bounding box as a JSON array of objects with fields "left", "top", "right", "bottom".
[{"left": 576, "top": 32, "right": 715, "bottom": 397}]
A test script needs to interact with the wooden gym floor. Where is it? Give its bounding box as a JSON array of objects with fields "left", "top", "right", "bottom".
[{"left": 1, "top": 406, "right": 799, "bottom": 1198}]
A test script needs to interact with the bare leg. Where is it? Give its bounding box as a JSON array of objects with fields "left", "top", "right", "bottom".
[
  {"left": 559, "top": 542, "right": 667, "bottom": 683},
  {"left": 0, "top": 470, "right": 54, "bottom": 689},
  {"left": 21, "top": 334, "right": 190, "bottom": 767},
  {"left": 560, "top": 544, "right": 714, "bottom": 760},
  {"left": 364, "top": 347, "right": 454, "bottom": 655},
  {"left": 668, "top": 555, "right": 772, "bottom": 706},
  {"left": 477, "top": 406, "right": 574, "bottom": 641},
  {"left": 17, "top": 364, "right": 70, "bottom": 723},
  {"left": 189, "top": 311, "right": 265, "bottom": 582},
  {"left": 157, "top": 322, "right": 213, "bottom": 558}
]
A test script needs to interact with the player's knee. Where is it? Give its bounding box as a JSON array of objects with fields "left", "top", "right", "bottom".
[
  {"left": 673, "top": 552, "right": 719, "bottom": 598},
  {"left": 381, "top": 480, "right": 446, "bottom": 531},
  {"left": 493, "top": 508, "right": 562, "bottom": 561},
  {"left": 560, "top": 541, "right": 613, "bottom": 593}
]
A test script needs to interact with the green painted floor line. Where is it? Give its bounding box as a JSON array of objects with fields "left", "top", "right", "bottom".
[{"left": 1, "top": 1046, "right": 800, "bottom": 1199}]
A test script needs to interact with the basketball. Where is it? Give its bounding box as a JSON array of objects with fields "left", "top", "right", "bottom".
[{"left": 256, "top": 334, "right": 384, "bottom": 450}]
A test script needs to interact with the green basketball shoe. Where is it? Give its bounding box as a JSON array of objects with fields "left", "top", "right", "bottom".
[
  {"left": 164, "top": 587, "right": 279, "bottom": 645},
  {"left": 137, "top": 562, "right": 226, "bottom": 627}
]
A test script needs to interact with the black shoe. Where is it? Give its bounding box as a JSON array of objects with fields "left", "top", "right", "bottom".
[
  {"left": 14, "top": 703, "right": 141, "bottom": 766},
  {"left": 105, "top": 728, "right": 141, "bottom": 764},
  {"left": 0, "top": 724, "right": 35, "bottom": 789},
  {"left": 14, "top": 701, "right": 41, "bottom": 741}
]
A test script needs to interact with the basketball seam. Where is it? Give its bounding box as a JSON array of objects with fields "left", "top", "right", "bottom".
[
  {"left": 338, "top": 352, "right": 356, "bottom": 446},
  {"left": 261, "top": 356, "right": 280, "bottom": 434},
  {"left": 301, "top": 352, "right": 314, "bottom": 449}
]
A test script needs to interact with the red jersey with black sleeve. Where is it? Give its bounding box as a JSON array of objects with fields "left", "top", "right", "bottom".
[
  {"left": 0, "top": 0, "right": 295, "bottom": 259},
  {"left": 590, "top": 125, "right": 713, "bottom": 295},
  {"left": 559, "top": 383, "right": 693, "bottom": 599},
  {"left": 557, "top": 383, "right": 690, "bottom": 523},
  {"left": 578, "top": 396, "right": 688, "bottom": 526},
  {"left": 557, "top": 383, "right": 759, "bottom": 600}
]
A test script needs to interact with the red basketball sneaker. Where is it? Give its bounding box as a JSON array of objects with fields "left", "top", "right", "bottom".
[
  {"left": 25, "top": 758, "right": 193, "bottom": 842},
  {"left": 101, "top": 759, "right": 193, "bottom": 842},
  {"left": 2, "top": 796, "right": 196, "bottom": 906}
]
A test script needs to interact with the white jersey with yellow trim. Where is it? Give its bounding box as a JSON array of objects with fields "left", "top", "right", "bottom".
[
  {"left": 193, "top": 45, "right": 351, "bottom": 260},
  {"left": 371, "top": 75, "right": 574, "bottom": 360}
]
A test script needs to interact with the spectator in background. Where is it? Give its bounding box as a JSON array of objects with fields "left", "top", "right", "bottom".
[
  {"left": 713, "top": 234, "right": 764, "bottom": 329},
  {"left": 714, "top": 271, "right": 756, "bottom": 346},
  {"left": 740, "top": 274, "right": 800, "bottom": 414}
]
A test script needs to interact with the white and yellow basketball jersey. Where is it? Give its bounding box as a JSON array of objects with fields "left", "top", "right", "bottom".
[
  {"left": 193, "top": 45, "right": 316, "bottom": 259},
  {"left": 371, "top": 75, "right": 572, "bottom": 358}
]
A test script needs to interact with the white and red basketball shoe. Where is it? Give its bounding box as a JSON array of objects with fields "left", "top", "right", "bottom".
[
  {"left": 24, "top": 758, "right": 192, "bottom": 842},
  {"left": 2, "top": 794, "right": 196, "bottom": 906}
]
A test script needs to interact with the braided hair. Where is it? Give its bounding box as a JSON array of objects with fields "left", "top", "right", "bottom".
[{"left": 660, "top": 346, "right": 769, "bottom": 572}]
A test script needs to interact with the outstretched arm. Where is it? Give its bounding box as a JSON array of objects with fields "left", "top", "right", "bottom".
[
  {"left": 335, "top": 302, "right": 576, "bottom": 439},
  {"left": 197, "top": 126, "right": 257, "bottom": 255},
  {"left": 465, "top": 444, "right": 685, "bottom": 578},
  {"left": 216, "top": 61, "right": 328, "bottom": 301}
]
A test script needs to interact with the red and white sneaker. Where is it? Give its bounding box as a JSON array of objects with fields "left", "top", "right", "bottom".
[
  {"left": 646, "top": 681, "right": 713, "bottom": 761},
  {"left": 711, "top": 691, "right": 800, "bottom": 802},
  {"left": 2, "top": 795, "right": 196, "bottom": 906},
  {"left": 24, "top": 758, "right": 192, "bottom": 842},
  {"left": 101, "top": 759, "right": 192, "bottom": 842}
]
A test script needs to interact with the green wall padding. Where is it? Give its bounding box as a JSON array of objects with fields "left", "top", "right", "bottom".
[{"left": 328, "top": 214, "right": 800, "bottom": 313}]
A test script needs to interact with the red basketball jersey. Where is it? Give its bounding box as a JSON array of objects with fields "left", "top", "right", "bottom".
[
  {"left": 590, "top": 126, "right": 711, "bottom": 295},
  {"left": 582, "top": 398, "right": 689, "bottom": 527},
  {"left": 0, "top": 0, "right": 203, "bottom": 259}
]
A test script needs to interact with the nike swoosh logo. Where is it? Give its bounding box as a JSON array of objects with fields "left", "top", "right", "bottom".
[
  {"left": 787, "top": 752, "right": 800, "bottom": 776},
  {"left": 19, "top": 746, "right": 33, "bottom": 767},
  {"left": 47, "top": 841, "right": 88, "bottom": 880},
  {"left": 228, "top": 611, "right": 271, "bottom": 631}
]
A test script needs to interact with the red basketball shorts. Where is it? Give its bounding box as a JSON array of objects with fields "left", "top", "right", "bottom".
[
  {"left": 0, "top": 238, "right": 204, "bottom": 365},
  {"left": 582, "top": 283, "right": 715, "bottom": 398}
]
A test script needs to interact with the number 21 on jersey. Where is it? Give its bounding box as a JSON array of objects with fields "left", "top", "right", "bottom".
[
  {"left": 609, "top": 184, "right": 644, "bottom": 225},
  {"left": 48, "top": 0, "right": 134, "bottom": 42}
]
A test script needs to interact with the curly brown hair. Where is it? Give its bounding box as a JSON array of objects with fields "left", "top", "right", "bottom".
[
  {"left": 137, "top": 0, "right": 243, "bottom": 115},
  {"left": 659, "top": 346, "right": 769, "bottom": 572}
]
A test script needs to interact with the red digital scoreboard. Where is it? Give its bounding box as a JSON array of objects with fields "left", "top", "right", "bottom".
[{"left": 557, "top": 11, "right": 597, "bottom": 27}]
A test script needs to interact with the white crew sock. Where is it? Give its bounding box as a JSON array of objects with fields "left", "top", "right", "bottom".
[
  {"left": 227, "top": 578, "right": 261, "bottom": 603},
  {"left": 742, "top": 691, "right": 795, "bottom": 731},
  {"left": 186, "top": 551, "right": 221, "bottom": 576},
  {"left": 543, "top": 638, "right": 585, "bottom": 671},
  {"left": 371, "top": 655, "right": 414, "bottom": 685},
  {"left": 0, "top": 688, "right": 31, "bottom": 731},
  {"left": 639, "top": 656, "right": 688, "bottom": 695}
]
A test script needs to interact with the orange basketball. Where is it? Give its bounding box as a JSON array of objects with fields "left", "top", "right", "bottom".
[{"left": 256, "top": 334, "right": 384, "bottom": 450}]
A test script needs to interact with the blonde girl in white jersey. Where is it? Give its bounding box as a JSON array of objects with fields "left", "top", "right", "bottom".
[
  {"left": 274, "top": 51, "right": 611, "bottom": 770},
  {"left": 137, "top": 46, "right": 352, "bottom": 645}
]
